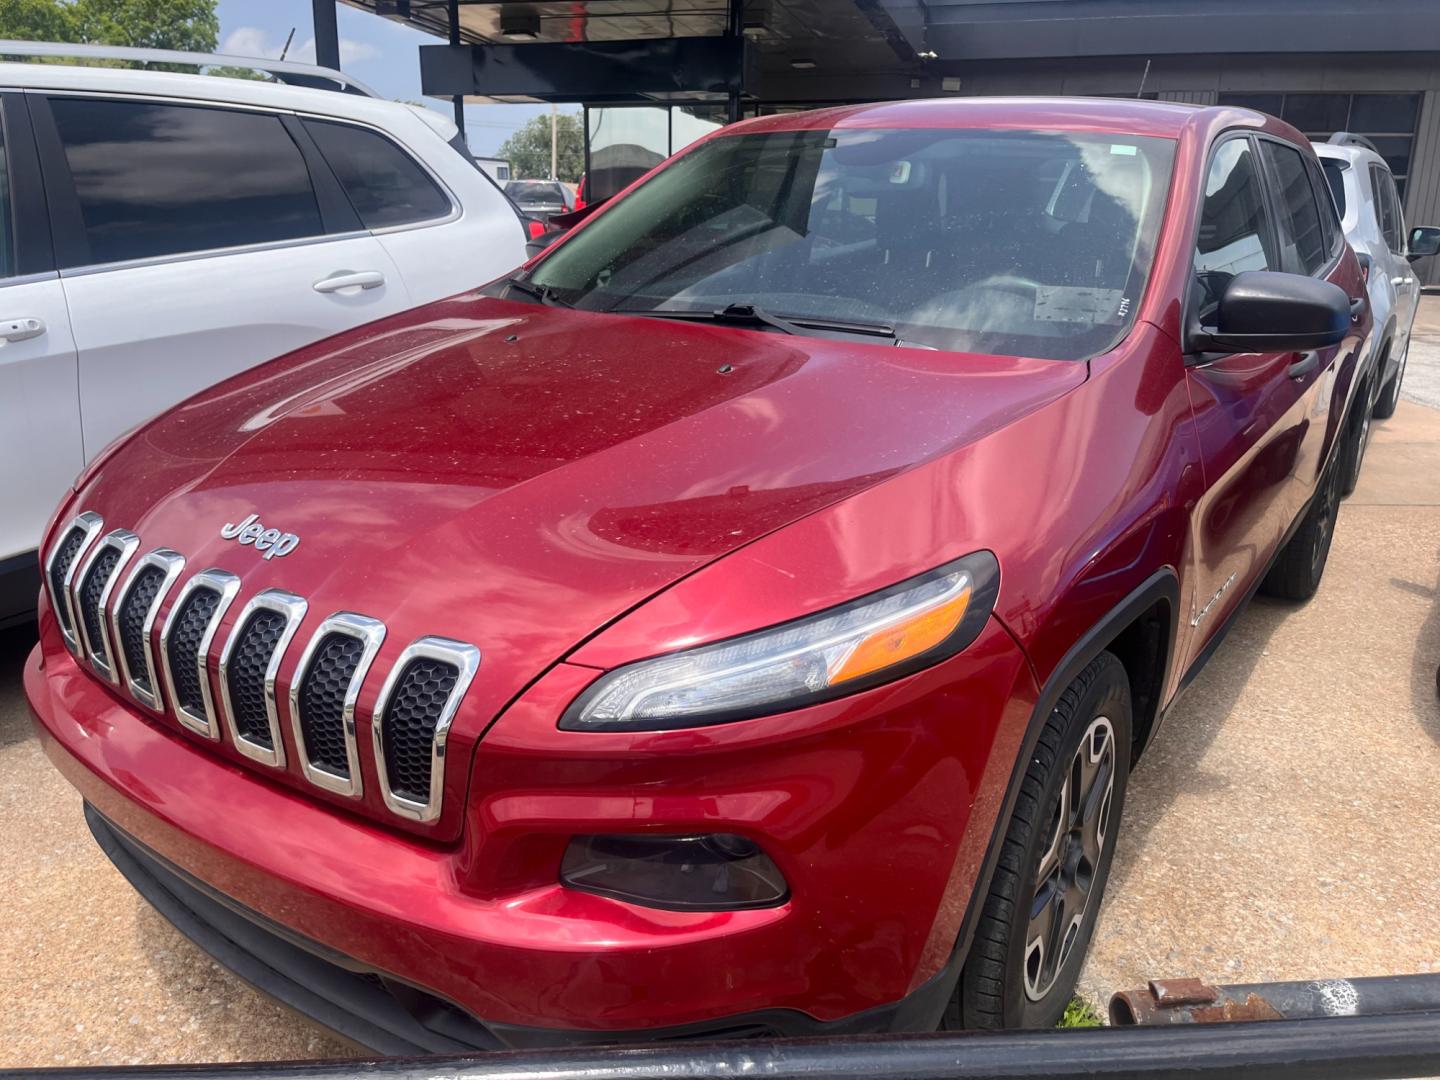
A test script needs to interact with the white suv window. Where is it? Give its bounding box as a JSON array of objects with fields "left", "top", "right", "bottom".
[
  {"left": 0, "top": 116, "right": 12, "bottom": 278},
  {"left": 48, "top": 96, "right": 325, "bottom": 265},
  {"left": 303, "top": 118, "right": 451, "bottom": 229},
  {"left": 1369, "top": 164, "right": 1405, "bottom": 255}
]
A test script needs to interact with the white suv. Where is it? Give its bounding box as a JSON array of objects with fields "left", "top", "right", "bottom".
[
  {"left": 1313, "top": 132, "right": 1435, "bottom": 490},
  {"left": 0, "top": 43, "right": 527, "bottom": 627}
]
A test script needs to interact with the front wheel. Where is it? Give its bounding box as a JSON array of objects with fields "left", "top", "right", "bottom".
[
  {"left": 1373, "top": 346, "right": 1407, "bottom": 420},
  {"left": 1339, "top": 377, "right": 1374, "bottom": 497},
  {"left": 1261, "top": 453, "right": 1342, "bottom": 602},
  {"left": 948, "top": 651, "right": 1132, "bottom": 1029}
]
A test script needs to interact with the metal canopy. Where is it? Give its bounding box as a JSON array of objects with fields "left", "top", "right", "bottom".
[
  {"left": 342, "top": 0, "right": 1440, "bottom": 106},
  {"left": 342, "top": 0, "right": 916, "bottom": 104}
]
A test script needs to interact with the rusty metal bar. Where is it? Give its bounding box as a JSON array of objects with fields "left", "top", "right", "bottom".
[{"left": 1112, "top": 974, "right": 1440, "bottom": 1026}]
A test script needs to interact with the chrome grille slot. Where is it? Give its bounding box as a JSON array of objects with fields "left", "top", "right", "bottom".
[
  {"left": 301, "top": 636, "right": 361, "bottom": 771},
  {"left": 160, "top": 569, "right": 241, "bottom": 739},
  {"left": 78, "top": 549, "right": 119, "bottom": 660},
  {"left": 111, "top": 549, "right": 185, "bottom": 712},
  {"left": 44, "top": 511, "right": 103, "bottom": 652},
  {"left": 289, "top": 613, "right": 385, "bottom": 798},
  {"left": 372, "top": 637, "right": 480, "bottom": 822},
  {"left": 117, "top": 569, "right": 164, "bottom": 689},
  {"left": 219, "top": 589, "right": 307, "bottom": 767},
  {"left": 70, "top": 528, "right": 140, "bottom": 682}
]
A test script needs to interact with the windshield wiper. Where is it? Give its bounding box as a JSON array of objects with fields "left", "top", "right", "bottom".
[
  {"left": 500, "top": 275, "right": 571, "bottom": 307},
  {"left": 622, "top": 303, "right": 896, "bottom": 341}
]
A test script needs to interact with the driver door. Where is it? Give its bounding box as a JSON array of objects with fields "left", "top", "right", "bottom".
[{"left": 1181, "top": 135, "right": 1312, "bottom": 664}]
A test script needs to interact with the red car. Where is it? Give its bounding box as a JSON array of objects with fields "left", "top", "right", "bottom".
[{"left": 27, "top": 98, "right": 1367, "bottom": 1050}]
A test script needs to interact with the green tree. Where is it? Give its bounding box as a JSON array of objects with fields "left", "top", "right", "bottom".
[
  {"left": 497, "top": 111, "right": 583, "bottom": 182},
  {"left": 0, "top": 0, "right": 220, "bottom": 69},
  {"left": 0, "top": 0, "right": 78, "bottom": 41}
]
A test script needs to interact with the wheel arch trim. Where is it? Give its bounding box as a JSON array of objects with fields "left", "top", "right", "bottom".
[{"left": 941, "top": 568, "right": 1180, "bottom": 1003}]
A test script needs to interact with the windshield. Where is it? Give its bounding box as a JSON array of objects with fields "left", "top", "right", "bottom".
[{"left": 527, "top": 127, "right": 1176, "bottom": 360}]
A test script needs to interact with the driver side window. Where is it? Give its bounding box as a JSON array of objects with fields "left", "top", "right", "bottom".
[{"left": 1194, "top": 138, "right": 1277, "bottom": 324}]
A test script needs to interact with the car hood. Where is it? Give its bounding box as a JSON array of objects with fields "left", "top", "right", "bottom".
[{"left": 75, "top": 292, "right": 1085, "bottom": 742}]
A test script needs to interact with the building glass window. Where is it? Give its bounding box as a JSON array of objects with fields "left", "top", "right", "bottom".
[
  {"left": 1219, "top": 92, "right": 1422, "bottom": 200},
  {"left": 583, "top": 105, "right": 726, "bottom": 203}
]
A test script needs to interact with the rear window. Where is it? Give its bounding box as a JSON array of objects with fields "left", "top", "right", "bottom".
[
  {"left": 527, "top": 128, "right": 1177, "bottom": 361},
  {"left": 506, "top": 181, "right": 566, "bottom": 200},
  {"left": 1259, "top": 140, "right": 1329, "bottom": 276},
  {"left": 303, "top": 119, "right": 451, "bottom": 229}
]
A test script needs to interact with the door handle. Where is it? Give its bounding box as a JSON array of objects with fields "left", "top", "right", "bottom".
[
  {"left": 313, "top": 270, "right": 385, "bottom": 294},
  {"left": 1392, "top": 275, "right": 1407, "bottom": 286},
  {"left": 1288, "top": 351, "right": 1320, "bottom": 380},
  {"left": 0, "top": 316, "right": 45, "bottom": 343}
]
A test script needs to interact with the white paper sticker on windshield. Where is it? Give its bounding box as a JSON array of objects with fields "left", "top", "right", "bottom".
[{"left": 1110, "top": 144, "right": 1139, "bottom": 156}]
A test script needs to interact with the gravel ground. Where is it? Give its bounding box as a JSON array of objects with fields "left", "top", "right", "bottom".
[{"left": 3, "top": 308, "right": 1439, "bottom": 1066}]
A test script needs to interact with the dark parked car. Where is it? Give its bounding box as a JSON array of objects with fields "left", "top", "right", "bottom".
[
  {"left": 28, "top": 97, "right": 1369, "bottom": 1052},
  {"left": 504, "top": 178, "right": 575, "bottom": 218}
]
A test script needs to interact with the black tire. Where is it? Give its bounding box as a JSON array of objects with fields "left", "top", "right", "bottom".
[
  {"left": 1261, "top": 453, "right": 1342, "bottom": 602},
  {"left": 1373, "top": 345, "right": 1407, "bottom": 420},
  {"left": 1338, "top": 375, "right": 1374, "bottom": 497},
  {"left": 947, "top": 651, "right": 1132, "bottom": 1030}
]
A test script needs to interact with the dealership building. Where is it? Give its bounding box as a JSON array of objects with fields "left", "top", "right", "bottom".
[{"left": 333, "top": 0, "right": 1440, "bottom": 281}]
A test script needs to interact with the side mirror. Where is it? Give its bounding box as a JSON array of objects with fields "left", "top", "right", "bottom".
[
  {"left": 521, "top": 199, "right": 610, "bottom": 260},
  {"left": 548, "top": 198, "right": 607, "bottom": 230},
  {"left": 1188, "top": 271, "right": 1350, "bottom": 356},
  {"left": 1408, "top": 225, "right": 1440, "bottom": 261}
]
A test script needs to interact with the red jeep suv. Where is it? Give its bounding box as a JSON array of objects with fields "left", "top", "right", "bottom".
[{"left": 27, "top": 98, "right": 1368, "bottom": 1050}]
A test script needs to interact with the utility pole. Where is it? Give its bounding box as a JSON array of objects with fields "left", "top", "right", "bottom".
[{"left": 550, "top": 103, "right": 558, "bottom": 180}]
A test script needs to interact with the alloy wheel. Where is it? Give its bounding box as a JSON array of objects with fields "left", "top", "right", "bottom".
[{"left": 1023, "top": 716, "right": 1116, "bottom": 1002}]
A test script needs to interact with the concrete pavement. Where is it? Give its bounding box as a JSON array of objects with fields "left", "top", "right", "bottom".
[
  {"left": 3, "top": 307, "right": 1439, "bottom": 1065},
  {"left": 1398, "top": 290, "right": 1440, "bottom": 410}
]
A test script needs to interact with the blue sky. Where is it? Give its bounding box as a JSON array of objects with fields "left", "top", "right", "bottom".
[{"left": 214, "top": 1, "right": 578, "bottom": 157}]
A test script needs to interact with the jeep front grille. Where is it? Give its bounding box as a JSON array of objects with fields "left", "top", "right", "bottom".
[
  {"left": 111, "top": 550, "right": 185, "bottom": 711},
  {"left": 72, "top": 529, "right": 140, "bottom": 681},
  {"left": 289, "top": 613, "right": 385, "bottom": 797},
  {"left": 219, "top": 590, "right": 307, "bottom": 767},
  {"left": 44, "top": 511, "right": 104, "bottom": 651},
  {"left": 372, "top": 638, "right": 480, "bottom": 823},
  {"left": 54, "top": 512, "right": 482, "bottom": 824},
  {"left": 160, "top": 569, "right": 241, "bottom": 739}
]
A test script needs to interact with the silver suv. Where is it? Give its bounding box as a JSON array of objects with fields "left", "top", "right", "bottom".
[{"left": 1314, "top": 133, "right": 1438, "bottom": 490}]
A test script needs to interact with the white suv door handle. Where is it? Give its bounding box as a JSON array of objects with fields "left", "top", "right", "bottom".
[
  {"left": 313, "top": 270, "right": 385, "bottom": 294},
  {"left": 0, "top": 316, "right": 45, "bottom": 343},
  {"left": 1392, "top": 275, "right": 1407, "bottom": 286}
]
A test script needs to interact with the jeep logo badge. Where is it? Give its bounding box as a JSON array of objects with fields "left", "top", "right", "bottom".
[{"left": 220, "top": 513, "right": 300, "bottom": 560}]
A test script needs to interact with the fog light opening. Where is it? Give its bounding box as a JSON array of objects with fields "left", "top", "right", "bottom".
[{"left": 560, "top": 834, "right": 788, "bottom": 911}]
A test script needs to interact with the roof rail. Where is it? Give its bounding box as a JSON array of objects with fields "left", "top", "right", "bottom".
[
  {"left": 0, "top": 40, "right": 380, "bottom": 97},
  {"left": 1328, "top": 131, "right": 1381, "bottom": 155}
]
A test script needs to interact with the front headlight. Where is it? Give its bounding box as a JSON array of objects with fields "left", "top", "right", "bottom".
[{"left": 562, "top": 551, "right": 999, "bottom": 731}]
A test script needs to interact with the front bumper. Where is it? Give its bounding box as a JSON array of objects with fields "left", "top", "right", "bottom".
[{"left": 27, "top": 606, "right": 1037, "bottom": 1046}]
